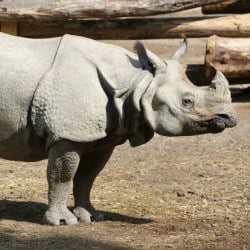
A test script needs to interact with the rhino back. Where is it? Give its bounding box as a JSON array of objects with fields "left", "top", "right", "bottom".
[{"left": 65, "top": 35, "right": 141, "bottom": 90}]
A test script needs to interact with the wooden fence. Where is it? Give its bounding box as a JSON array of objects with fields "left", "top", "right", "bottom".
[{"left": 0, "top": 0, "right": 228, "bottom": 38}]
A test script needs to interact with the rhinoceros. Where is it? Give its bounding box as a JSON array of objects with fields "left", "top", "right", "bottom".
[{"left": 0, "top": 32, "right": 237, "bottom": 225}]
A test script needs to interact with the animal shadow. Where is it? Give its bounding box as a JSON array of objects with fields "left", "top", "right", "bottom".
[
  {"left": 0, "top": 200, "right": 152, "bottom": 225},
  {"left": 0, "top": 199, "right": 46, "bottom": 224},
  {"left": 102, "top": 210, "right": 153, "bottom": 224}
]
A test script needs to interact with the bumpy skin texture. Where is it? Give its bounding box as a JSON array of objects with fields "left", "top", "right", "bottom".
[
  {"left": 0, "top": 33, "right": 237, "bottom": 225},
  {"left": 45, "top": 141, "right": 81, "bottom": 225},
  {"left": 0, "top": 33, "right": 61, "bottom": 161},
  {"left": 31, "top": 34, "right": 154, "bottom": 148}
]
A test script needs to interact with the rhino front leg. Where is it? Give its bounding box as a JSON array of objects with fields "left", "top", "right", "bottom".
[
  {"left": 44, "top": 140, "right": 81, "bottom": 226},
  {"left": 73, "top": 147, "right": 114, "bottom": 223}
]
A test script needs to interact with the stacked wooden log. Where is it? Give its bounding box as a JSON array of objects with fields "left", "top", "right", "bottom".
[
  {"left": 187, "top": 36, "right": 250, "bottom": 86},
  {"left": 202, "top": 1, "right": 250, "bottom": 85},
  {"left": 0, "top": 0, "right": 249, "bottom": 85},
  {"left": 16, "top": 14, "right": 250, "bottom": 39},
  {"left": 0, "top": 0, "right": 226, "bottom": 20}
]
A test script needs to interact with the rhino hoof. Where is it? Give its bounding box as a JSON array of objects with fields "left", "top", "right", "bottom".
[
  {"left": 73, "top": 207, "right": 92, "bottom": 223},
  {"left": 44, "top": 208, "right": 78, "bottom": 226},
  {"left": 73, "top": 207, "right": 105, "bottom": 223}
]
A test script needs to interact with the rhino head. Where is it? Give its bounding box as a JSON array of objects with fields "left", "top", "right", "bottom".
[{"left": 135, "top": 39, "right": 237, "bottom": 137}]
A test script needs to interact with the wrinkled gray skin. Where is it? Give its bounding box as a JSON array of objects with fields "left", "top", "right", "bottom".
[{"left": 0, "top": 33, "right": 237, "bottom": 225}]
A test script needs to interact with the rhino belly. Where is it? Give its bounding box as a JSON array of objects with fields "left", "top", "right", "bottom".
[{"left": 0, "top": 125, "right": 47, "bottom": 161}]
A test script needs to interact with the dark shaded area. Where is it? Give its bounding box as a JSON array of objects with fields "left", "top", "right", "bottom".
[
  {"left": 186, "top": 64, "right": 250, "bottom": 102},
  {"left": 103, "top": 211, "right": 153, "bottom": 224},
  {"left": 0, "top": 232, "right": 130, "bottom": 250},
  {"left": 0, "top": 200, "right": 152, "bottom": 225},
  {"left": 0, "top": 200, "right": 46, "bottom": 224},
  {"left": 186, "top": 64, "right": 250, "bottom": 86},
  {"left": 19, "top": 15, "right": 223, "bottom": 39},
  {"left": 186, "top": 64, "right": 208, "bottom": 85},
  {"left": 202, "top": 0, "right": 250, "bottom": 14},
  {"left": 231, "top": 86, "right": 250, "bottom": 102},
  {"left": 0, "top": 229, "right": 244, "bottom": 250}
]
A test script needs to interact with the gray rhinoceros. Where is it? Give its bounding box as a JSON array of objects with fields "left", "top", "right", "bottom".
[{"left": 0, "top": 32, "right": 236, "bottom": 225}]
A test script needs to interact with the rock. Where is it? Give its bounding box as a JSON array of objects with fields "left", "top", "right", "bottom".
[{"left": 177, "top": 191, "right": 185, "bottom": 197}]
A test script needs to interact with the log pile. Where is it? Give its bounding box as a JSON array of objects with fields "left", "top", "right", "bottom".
[
  {"left": 205, "top": 36, "right": 250, "bottom": 83},
  {"left": 186, "top": 36, "right": 250, "bottom": 86}
]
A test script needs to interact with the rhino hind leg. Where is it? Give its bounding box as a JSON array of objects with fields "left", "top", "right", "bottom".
[
  {"left": 44, "top": 140, "right": 81, "bottom": 226},
  {"left": 73, "top": 147, "right": 114, "bottom": 223}
]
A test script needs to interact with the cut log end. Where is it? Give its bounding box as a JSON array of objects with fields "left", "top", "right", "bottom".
[
  {"left": 205, "top": 36, "right": 250, "bottom": 83},
  {"left": 0, "top": 21, "right": 18, "bottom": 35}
]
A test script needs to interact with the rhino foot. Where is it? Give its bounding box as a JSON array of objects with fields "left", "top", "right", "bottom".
[
  {"left": 73, "top": 206, "right": 104, "bottom": 223},
  {"left": 44, "top": 207, "right": 78, "bottom": 226}
]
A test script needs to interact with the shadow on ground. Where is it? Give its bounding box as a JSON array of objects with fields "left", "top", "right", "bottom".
[
  {"left": 0, "top": 200, "right": 152, "bottom": 225},
  {"left": 0, "top": 200, "right": 46, "bottom": 224},
  {"left": 0, "top": 231, "right": 130, "bottom": 250},
  {"left": 1, "top": 231, "right": 238, "bottom": 250},
  {"left": 103, "top": 210, "right": 152, "bottom": 224}
]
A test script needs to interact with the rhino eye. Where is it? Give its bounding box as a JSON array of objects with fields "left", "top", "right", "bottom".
[{"left": 182, "top": 97, "right": 194, "bottom": 108}]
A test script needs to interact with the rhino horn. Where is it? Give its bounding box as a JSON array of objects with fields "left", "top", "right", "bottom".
[
  {"left": 172, "top": 38, "right": 188, "bottom": 60},
  {"left": 210, "top": 70, "right": 231, "bottom": 100}
]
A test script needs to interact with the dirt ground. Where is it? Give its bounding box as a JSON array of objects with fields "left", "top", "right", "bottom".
[{"left": 0, "top": 23, "right": 250, "bottom": 250}]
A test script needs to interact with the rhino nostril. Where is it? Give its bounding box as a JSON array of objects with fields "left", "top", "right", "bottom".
[
  {"left": 217, "top": 114, "right": 230, "bottom": 120},
  {"left": 216, "top": 114, "right": 237, "bottom": 127}
]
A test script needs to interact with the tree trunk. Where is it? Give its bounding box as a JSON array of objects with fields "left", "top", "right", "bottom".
[
  {"left": 18, "top": 14, "right": 250, "bottom": 39},
  {"left": 202, "top": 0, "right": 250, "bottom": 14},
  {"left": 0, "top": 0, "right": 226, "bottom": 21},
  {"left": 205, "top": 36, "right": 250, "bottom": 83}
]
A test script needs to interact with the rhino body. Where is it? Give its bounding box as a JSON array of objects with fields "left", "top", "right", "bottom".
[
  {"left": 0, "top": 32, "right": 237, "bottom": 225},
  {"left": 0, "top": 33, "right": 143, "bottom": 161}
]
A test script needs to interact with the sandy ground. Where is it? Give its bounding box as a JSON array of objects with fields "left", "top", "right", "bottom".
[{"left": 0, "top": 25, "right": 250, "bottom": 250}]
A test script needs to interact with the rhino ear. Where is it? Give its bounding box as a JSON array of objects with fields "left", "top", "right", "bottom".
[
  {"left": 172, "top": 38, "right": 188, "bottom": 60},
  {"left": 135, "top": 41, "right": 166, "bottom": 74}
]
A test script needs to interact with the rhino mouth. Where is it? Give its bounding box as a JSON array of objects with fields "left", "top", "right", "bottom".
[{"left": 198, "top": 114, "right": 237, "bottom": 133}]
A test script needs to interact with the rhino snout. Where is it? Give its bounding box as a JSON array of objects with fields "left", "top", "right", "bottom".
[
  {"left": 214, "top": 114, "right": 237, "bottom": 128},
  {"left": 209, "top": 113, "right": 237, "bottom": 133}
]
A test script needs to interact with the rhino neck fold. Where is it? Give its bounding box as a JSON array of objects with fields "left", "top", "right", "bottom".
[{"left": 117, "top": 71, "right": 155, "bottom": 147}]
